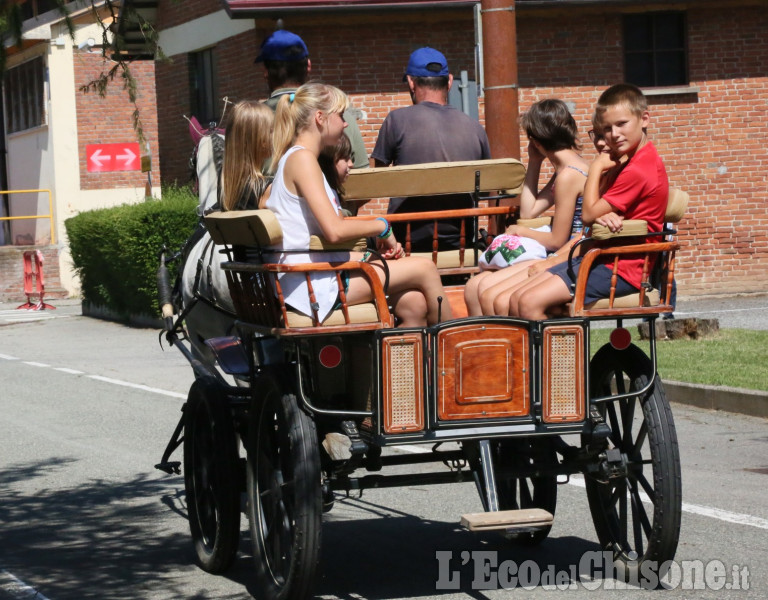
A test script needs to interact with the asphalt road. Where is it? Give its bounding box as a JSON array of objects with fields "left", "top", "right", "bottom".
[{"left": 1, "top": 302, "right": 766, "bottom": 599}]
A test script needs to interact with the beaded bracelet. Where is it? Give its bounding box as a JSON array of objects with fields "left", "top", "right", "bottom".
[{"left": 376, "top": 217, "right": 392, "bottom": 239}]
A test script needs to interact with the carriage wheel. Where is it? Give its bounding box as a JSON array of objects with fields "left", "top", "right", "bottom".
[
  {"left": 495, "top": 439, "right": 558, "bottom": 545},
  {"left": 184, "top": 377, "right": 241, "bottom": 573},
  {"left": 247, "top": 373, "right": 322, "bottom": 600},
  {"left": 586, "top": 344, "right": 682, "bottom": 584}
]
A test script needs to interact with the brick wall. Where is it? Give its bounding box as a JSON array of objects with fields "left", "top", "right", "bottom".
[
  {"left": 157, "top": 0, "right": 223, "bottom": 29},
  {"left": 74, "top": 53, "right": 159, "bottom": 190},
  {"left": 0, "top": 246, "right": 66, "bottom": 302},
  {"left": 153, "top": 4, "right": 768, "bottom": 296},
  {"left": 511, "top": 6, "right": 768, "bottom": 296},
  {"left": 155, "top": 26, "right": 264, "bottom": 188}
]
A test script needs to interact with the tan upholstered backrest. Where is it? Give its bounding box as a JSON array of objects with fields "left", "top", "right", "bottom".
[
  {"left": 205, "top": 210, "right": 283, "bottom": 246},
  {"left": 590, "top": 220, "right": 648, "bottom": 240},
  {"left": 343, "top": 158, "right": 526, "bottom": 200},
  {"left": 665, "top": 188, "right": 689, "bottom": 223},
  {"left": 308, "top": 236, "right": 367, "bottom": 252},
  {"left": 516, "top": 216, "right": 553, "bottom": 229}
]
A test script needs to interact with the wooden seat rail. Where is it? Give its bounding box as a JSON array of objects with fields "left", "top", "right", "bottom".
[{"left": 221, "top": 258, "right": 394, "bottom": 336}]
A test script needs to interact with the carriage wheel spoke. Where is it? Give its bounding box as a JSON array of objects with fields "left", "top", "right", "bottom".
[
  {"left": 630, "top": 492, "right": 645, "bottom": 556},
  {"left": 615, "top": 369, "right": 627, "bottom": 395},
  {"left": 618, "top": 480, "right": 628, "bottom": 551},
  {"left": 606, "top": 402, "right": 622, "bottom": 447},
  {"left": 629, "top": 479, "right": 653, "bottom": 537},
  {"left": 636, "top": 471, "right": 655, "bottom": 501},
  {"left": 622, "top": 396, "right": 636, "bottom": 448},
  {"left": 631, "top": 420, "right": 648, "bottom": 458}
]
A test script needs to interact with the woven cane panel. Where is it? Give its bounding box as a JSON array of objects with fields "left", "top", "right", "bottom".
[
  {"left": 382, "top": 334, "right": 424, "bottom": 433},
  {"left": 542, "top": 326, "right": 585, "bottom": 423},
  {"left": 390, "top": 345, "right": 416, "bottom": 423}
]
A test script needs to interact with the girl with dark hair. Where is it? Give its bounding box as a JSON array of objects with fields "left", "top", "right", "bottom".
[
  {"left": 318, "top": 134, "right": 355, "bottom": 215},
  {"left": 465, "top": 98, "right": 589, "bottom": 316}
]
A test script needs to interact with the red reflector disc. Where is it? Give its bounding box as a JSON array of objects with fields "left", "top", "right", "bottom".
[
  {"left": 319, "top": 345, "right": 342, "bottom": 369},
  {"left": 609, "top": 327, "right": 632, "bottom": 351}
]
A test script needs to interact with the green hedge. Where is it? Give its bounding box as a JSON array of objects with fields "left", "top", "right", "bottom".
[{"left": 65, "top": 186, "right": 199, "bottom": 319}]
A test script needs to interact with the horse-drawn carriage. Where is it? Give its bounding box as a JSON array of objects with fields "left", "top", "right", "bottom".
[{"left": 155, "top": 158, "right": 685, "bottom": 598}]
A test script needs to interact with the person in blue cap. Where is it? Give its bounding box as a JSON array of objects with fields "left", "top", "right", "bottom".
[
  {"left": 256, "top": 28, "right": 368, "bottom": 169},
  {"left": 371, "top": 47, "right": 491, "bottom": 253}
]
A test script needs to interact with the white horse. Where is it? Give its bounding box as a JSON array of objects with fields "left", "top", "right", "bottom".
[{"left": 177, "top": 123, "right": 236, "bottom": 367}]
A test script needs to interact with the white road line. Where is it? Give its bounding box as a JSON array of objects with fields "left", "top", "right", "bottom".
[
  {"left": 680, "top": 502, "right": 768, "bottom": 530},
  {"left": 0, "top": 569, "right": 52, "bottom": 600},
  {"left": 0, "top": 353, "right": 187, "bottom": 400},
  {"left": 5, "top": 351, "right": 768, "bottom": 533},
  {"left": 567, "top": 475, "right": 768, "bottom": 530},
  {"left": 22, "top": 361, "right": 50, "bottom": 368},
  {"left": 393, "top": 444, "right": 431, "bottom": 454},
  {"left": 88, "top": 375, "right": 187, "bottom": 399},
  {"left": 391, "top": 446, "right": 768, "bottom": 531},
  {"left": 0, "top": 309, "right": 64, "bottom": 324},
  {"left": 1, "top": 314, "right": 58, "bottom": 322}
]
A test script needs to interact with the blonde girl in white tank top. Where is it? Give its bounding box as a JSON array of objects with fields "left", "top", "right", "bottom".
[{"left": 266, "top": 83, "right": 453, "bottom": 326}]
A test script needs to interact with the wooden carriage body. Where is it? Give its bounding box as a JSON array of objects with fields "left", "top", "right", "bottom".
[
  {"left": 203, "top": 159, "right": 685, "bottom": 449},
  {"left": 167, "top": 159, "right": 686, "bottom": 594}
]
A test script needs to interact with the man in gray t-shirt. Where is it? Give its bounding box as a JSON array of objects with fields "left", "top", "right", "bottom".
[{"left": 371, "top": 47, "right": 491, "bottom": 251}]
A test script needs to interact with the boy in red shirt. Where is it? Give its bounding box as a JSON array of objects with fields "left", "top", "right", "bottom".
[{"left": 509, "top": 84, "right": 669, "bottom": 319}]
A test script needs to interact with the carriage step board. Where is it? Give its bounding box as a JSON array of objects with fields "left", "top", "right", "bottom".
[{"left": 461, "top": 509, "right": 554, "bottom": 532}]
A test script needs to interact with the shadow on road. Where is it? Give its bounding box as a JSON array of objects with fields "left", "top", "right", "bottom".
[
  {"left": 0, "top": 458, "right": 242, "bottom": 599},
  {"left": 1, "top": 460, "right": 604, "bottom": 599}
]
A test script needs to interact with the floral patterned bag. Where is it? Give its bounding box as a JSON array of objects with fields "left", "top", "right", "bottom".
[{"left": 478, "top": 227, "right": 549, "bottom": 271}]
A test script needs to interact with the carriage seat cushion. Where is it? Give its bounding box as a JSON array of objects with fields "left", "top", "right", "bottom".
[
  {"left": 590, "top": 219, "right": 649, "bottom": 240},
  {"left": 516, "top": 216, "right": 553, "bottom": 229},
  {"left": 410, "top": 249, "right": 478, "bottom": 268},
  {"left": 285, "top": 303, "right": 381, "bottom": 327},
  {"left": 587, "top": 187, "right": 689, "bottom": 241},
  {"left": 308, "top": 236, "right": 367, "bottom": 252},
  {"left": 343, "top": 158, "right": 526, "bottom": 201},
  {"left": 586, "top": 288, "right": 661, "bottom": 310},
  {"left": 205, "top": 210, "right": 363, "bottom": 251},
  {"left": 205, "top": 210, "right": 283, "bottom": 246}
]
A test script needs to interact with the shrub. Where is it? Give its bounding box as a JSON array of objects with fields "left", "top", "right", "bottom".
[{"left": 65, "top": 185, "right": 199, "bottom": 319}]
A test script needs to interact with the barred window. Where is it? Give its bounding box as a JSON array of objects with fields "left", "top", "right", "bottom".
[
  {"left": 624, "top": 12, "right": 688, "bottom": 87},
  {"left": 4, "top": 56, "right": 46, "bottom": 134}
]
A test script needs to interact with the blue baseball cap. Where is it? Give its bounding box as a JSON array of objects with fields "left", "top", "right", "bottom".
[
  {"left": 403, "top": 47, "right": 449, "bottom": 81},
  {"left": 255, "top": 29, "right": 309, "bottom": 63}
]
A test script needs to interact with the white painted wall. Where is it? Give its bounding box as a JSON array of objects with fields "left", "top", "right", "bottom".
[{"left": 4, "top": 19, "right": 159, "bottom": 297}]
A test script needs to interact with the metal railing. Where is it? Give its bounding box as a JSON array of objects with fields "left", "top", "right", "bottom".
[{"left": 0, "top": 189, "right": 56, "bottom": 245}]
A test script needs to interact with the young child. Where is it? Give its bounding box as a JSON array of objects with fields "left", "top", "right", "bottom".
[
  {"left": 508, "top": 83, "right": 669, "bottom": 320},
  {"left": 218, "top": 100, "right": 274, "bottom": 211},
  {"left": 318, "top": 134, "right": 355, "bottom": 215},
  {"left": 464, "top": 98, "right": 588, "bottom": 316},
  {"left": 265, "top": 82, "right": 453, "bottom": 326},
  {"left": 465, "top": 121, "right": 617, "bottom": 317}
]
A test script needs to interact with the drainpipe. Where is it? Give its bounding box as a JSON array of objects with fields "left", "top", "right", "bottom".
[{"left": 480, "top": 0, "right": 519, "bottom": 159}]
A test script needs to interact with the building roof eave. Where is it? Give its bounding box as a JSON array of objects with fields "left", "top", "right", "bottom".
[{"left": 223, "top": 0, "right": 475, "bottom": 18}]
